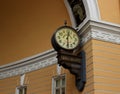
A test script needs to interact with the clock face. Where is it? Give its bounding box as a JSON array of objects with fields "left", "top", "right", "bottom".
[{"left": 55, "top": 27, "right": 80, "bottom": 50}]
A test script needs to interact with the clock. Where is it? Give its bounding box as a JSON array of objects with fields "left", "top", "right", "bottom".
[{"left": 51, "top": 26, "right": 80, "bottom": 51}]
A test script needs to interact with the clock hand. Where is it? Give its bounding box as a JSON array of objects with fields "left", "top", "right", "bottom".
[{"left": 66, "top": 31, "right": 69, "bottom": 48}]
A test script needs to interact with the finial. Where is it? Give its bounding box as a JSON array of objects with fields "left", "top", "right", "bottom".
[{"left": 64, "top": 20, "right": 67, "bottom": 26}]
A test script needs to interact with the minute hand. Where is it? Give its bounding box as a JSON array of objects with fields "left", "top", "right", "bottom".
[{"left": 66, "top": 31, "right": 70, "bottom": 48}]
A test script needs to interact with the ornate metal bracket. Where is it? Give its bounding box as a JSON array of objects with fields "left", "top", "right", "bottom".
[{"left": 57, "top": 50, "right": 86, "bottom": 91}]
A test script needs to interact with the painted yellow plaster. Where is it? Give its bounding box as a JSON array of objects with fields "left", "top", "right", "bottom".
[
  {"left": 98, "top": 0, "right": 120, "bottom": 24},
  {"left": 0, "top": 0, "right": 71, "bottom": 65}
]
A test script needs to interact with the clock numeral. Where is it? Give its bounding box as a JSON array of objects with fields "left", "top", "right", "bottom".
[
  {"left": 59, "top": 40, "right": 62, "bottom": 43},
  {"left": 63, "top": 30, "right": 65, "bottom": 33},
  {"left": 75, "top": 38, "right": 78, "bottom": 41},
  {"left": 57, "top": 36, "right": 60, "bottom": 39},
  {"left": 59, "top": 32, "right": 63, "bottom": 36},
  {"left": 66, "top": 43, "right": 69, "bottom": 48},
  {"left": 70, "top": 44, "right": 73, "bottom": 48}
]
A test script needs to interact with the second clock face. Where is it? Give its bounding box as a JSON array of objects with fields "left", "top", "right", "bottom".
[{"left": 55, "top": 27, "right": 80, "bottom": 50}]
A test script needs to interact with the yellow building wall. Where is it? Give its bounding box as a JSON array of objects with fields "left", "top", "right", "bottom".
[
  {"left": 26, "top": 65, "right": 58, "bottom": 94},
  {"left": 92, "top": 39, "right": 120, "bottom": 93},
  {"left": 98, "top": 0, "right": 120, "bottom": 24},
  {"left": 0, "top": 0, "right": 71, "bottom": 65},
  {"left": 0, "top": 76, "right": 19, "bottom": 94}
]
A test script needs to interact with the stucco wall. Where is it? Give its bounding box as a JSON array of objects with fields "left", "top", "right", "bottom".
[
  {"left": 98, "top": 0, "right": 120, "bottom": 24},
  {"left": 92, "top": 39, "right": 120, "bottom": 93},
  {"left": 0, "top": 0, "right": 71, "bottom": 65}
]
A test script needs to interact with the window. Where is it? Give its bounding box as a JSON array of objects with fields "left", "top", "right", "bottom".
[
  {"left": 52, "top": 75, "right": 66, "bottom": 94},
  {"left": 16, "top": 86, "right": 27, "bottom": 94}
]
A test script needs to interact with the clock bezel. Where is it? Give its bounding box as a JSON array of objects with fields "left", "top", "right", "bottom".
[{"left": 51, "top": 26, "right": 80, "bottom": 51}]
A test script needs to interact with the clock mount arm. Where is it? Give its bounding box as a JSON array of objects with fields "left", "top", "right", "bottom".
[{"left": 57, "top": 50, "right": 86, "bottom": 91}]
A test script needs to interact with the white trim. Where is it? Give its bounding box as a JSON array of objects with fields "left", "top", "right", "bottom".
[
  {"left": 20, "top": 74, "right": 25, "bottom": 85},
  {"left": 0, "top": 49, "right": 57, "bottom": 79},
  {"left": 15, "top": 87, "right": 19, "bottom": 94},
  {"left": 85, "top": 0, "right": 101, "bottom": 20},
  {"left": 57, "top": 65, "right": 61, "bottom": 75}
]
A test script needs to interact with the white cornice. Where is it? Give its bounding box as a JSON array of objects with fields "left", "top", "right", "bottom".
[
  {"left": 80, "top": 20, "right": 120, "bottom": 44},
  {"left": 0, "top": 49, "right": 57, "bottom": 79}
]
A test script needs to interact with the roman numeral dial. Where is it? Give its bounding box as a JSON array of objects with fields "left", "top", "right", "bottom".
[{"left": 54, "top": 26, "right": 80, "bottom": 50}]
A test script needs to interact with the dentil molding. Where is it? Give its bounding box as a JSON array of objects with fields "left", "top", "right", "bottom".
[
  {"left": 0, "top": 20, "right": 120, "bottom": 79},
  {"left": 80, "top": 20, "right": 120, "bottom": 44}
]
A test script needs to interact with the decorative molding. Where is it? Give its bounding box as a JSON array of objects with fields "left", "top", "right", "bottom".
[
  {"left": 92, "top": 30, "right": 120, "bottom": 44},
  {"left": 0, "top": 50, "right": 57, "bottom": 79},
  {"left": 80, "top": 20, "right": 120, "bottom": 44}
]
